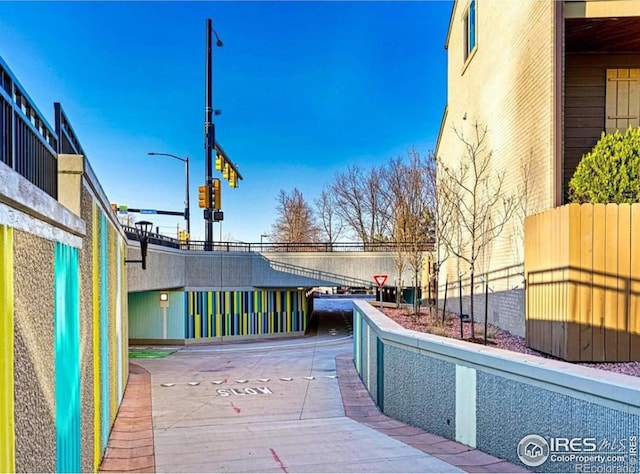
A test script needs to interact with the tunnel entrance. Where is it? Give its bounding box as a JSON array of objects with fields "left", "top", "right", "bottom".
[{"left": 305, "top": 294, "right": 374, "bottom": 337}]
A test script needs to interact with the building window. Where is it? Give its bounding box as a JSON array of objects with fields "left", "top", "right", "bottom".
[
  {"left": 606, "top": 68, "right": 640, "bottom": 133},
  {"left": 464, "top": 0, "right": 477, "bottom": 62}
]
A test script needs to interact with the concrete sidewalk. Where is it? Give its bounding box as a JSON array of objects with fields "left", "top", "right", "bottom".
[{"left": 100, "top": 313, "right": 527, "bottom": 473}]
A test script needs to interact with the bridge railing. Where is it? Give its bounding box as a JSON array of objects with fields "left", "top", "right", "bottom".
[
  {"left": 122, "top": 226, "right": 434, "bottom": 253},
  {"left": 0, "top": 55, "right": 59, "bottom": 198}
]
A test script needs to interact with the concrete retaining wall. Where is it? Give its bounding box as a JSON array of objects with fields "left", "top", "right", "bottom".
[
  {"left": 0, "top": 156, "right": 128, "bottom": 472},
  {"left": 353, "top": 300, "right": 640, "bottom": 473}
]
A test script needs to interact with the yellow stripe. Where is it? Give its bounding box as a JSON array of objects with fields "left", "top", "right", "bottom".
[
  {"left": 195, "top": 314, "right": 201, "bottom": 338},
  {"left": 110, "top": 228, "right": 117, "bottom": 422},
  {"left": 215, "top": 292, "right": 221, "bottom": 336},
  {"left": 121, "top": 241, "right": 128, "bottom": 396},
  {"left": 92, "top": 206, "right": 101, "bottom": 471},
  {"left": 0, "top": 226, "right": 15, "bottom": 473}
]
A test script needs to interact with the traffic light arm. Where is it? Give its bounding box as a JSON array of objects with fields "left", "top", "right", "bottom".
[{"left": 215, "top": 141, "right": 243, "bottom": 181}]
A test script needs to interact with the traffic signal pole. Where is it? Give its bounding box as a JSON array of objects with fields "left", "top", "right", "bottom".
[{"left": 204, "top": 19, "right": 214, "bottom": 251}]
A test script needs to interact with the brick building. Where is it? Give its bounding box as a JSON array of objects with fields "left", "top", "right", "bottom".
[{"left": 435, "top": 0, "right": 640, "bottom": 336}]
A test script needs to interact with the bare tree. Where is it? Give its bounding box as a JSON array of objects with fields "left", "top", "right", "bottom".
[
  {"left": 270, "top": 188, "right": 320, "bottom": 244},
  {"left": 437, "top": 122, "right": 517, "bottom": 338},
  {"left": 329, "top": 165, "right": 392, "bottom": 244},
  {"left": 426, "top": 150, "right": 455, "bottom": 321},
  {"left": 384, "top": 148, "right": 434, "bottom": 314},
  {"left": 315, "top": 190, "right": 344, "bottom": 246}
]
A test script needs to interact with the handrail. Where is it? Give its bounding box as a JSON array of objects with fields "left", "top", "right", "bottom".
[
  {"left": 0, "top": 54, "right": 59, "bottom": 198},
  {"left": 122, "top": 225, "right": 434, "bottom": 253}
]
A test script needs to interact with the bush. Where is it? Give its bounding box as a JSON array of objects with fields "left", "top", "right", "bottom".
[{"left": 568, "top": 127, "right": 640, "bottom": 203}]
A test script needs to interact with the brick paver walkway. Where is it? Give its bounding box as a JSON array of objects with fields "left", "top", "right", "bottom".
[
  {"left": 99, "top": 363, "right": 155, "bottom": 473},
  {"left": 335, "top": 353, "right": 529, "bottom": 473}
]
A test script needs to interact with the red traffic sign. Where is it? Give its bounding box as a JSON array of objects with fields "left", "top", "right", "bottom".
[{"left": 373, "top": 275, "right": 388, "bottom": 288}]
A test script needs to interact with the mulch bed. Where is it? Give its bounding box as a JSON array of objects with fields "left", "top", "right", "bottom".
[{"left": 381, "top": 306, "right": 640, "bottom": 378}]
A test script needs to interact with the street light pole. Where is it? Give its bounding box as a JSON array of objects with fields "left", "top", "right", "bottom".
[
  {"left": 205, "top": 18, "right": 223, "bottom": 251},
  {"left": 147, "top": 152, "right": 190, "bottom": 238}
]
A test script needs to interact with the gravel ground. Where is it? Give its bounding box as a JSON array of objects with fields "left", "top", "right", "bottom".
[{"left": 382, "top": 306, "right": 640, "bottom": 378}]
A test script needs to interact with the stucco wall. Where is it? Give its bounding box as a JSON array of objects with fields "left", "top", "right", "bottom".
[
  {"left": 354, "top": 300, "right": 640, "bottom": 472},
  {"left": 0, "top": 155, "right": 129, "bottom": 472},
  {"left": 79, "top": 186, "right": 95, "bottom": 474},
  {"left": 13, "top": 229, "right": 56, "bottom": 472}
]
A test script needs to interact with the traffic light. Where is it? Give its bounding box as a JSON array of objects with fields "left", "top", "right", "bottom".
[
  {"left": 223, "top": 162, "right": 230, "bottom": 180},
  {"left": 229, "top": 169, "right": 238, "bottom": 188},
  {"left": 198, "top": 184, "right": 211, "bottom": 208},
  {"left": 213, "top": 178, "right": 221, "bottom": 210},
  {"left": 179, "top": 230, "right": 186, "bottom": 241},
  {"left": 215, "top": 153, "right": 225, "bottom": 172}
]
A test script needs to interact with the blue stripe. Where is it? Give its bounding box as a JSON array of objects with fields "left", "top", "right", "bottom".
[
  {"left": 184, "top": 294, "right": 188, "bottom": 339},
  {"left": 99, "top": 213, "right": 110, "bottom": 451},
  {"left": 55, "top": 243, "right": 81, "bottom": 472}
]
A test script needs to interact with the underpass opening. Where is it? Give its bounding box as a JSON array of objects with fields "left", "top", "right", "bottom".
[{"left": 305, "top": 291, "right": 375, "bottom": 337}]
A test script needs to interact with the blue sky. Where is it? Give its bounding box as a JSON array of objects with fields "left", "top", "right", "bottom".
[{"left": 0, "top": 1, "right": 452, "bottom": 242}]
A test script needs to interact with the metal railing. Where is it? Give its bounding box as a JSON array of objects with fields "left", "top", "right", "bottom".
[
  {"left": 122, "top": 225, "right": 434, "bottom": 253},
  {"left": 55, "top": 102, "right": 86, "bottom": 156},
  {"left": 0, "top": 55, "right": 59, "bottom": 198}
]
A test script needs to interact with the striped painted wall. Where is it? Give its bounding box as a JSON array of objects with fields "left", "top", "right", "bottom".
[
  {"left": 0, "top": 207, "right": 128, "bottom": 472},
  {"left": 185, "top": 290, "right": 308, "bottom": 339},
  {"left": 90, "top": 204, "right": 128, "bottom": 469}
]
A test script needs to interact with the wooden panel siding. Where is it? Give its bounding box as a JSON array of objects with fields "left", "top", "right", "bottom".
[
  {"left": 563, "top": 54, "right": 640, "bottom": 202},
  {"left": 525, "top": 204, "right": 640, "bottom": 362}
]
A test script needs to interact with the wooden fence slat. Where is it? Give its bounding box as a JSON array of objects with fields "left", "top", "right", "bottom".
[
  {"left": 525, "top": 212, "right": 536, "bottom": 348},
  {"left": 580, "top": 204, "right": 594, "bottom": 361},
  {"left": 542, "top": 208, "right": 553, "bottom": 352},
  {"left": 553, "top": 206, "right": 567, "bottom": 359},
  {"left": 529, "top": 210, "right": 540, "bottom": 350},
  {"left": 604, "top": 203, "right": 619, "bottom": 361},
  {"left": 566, "top": 204, "right": 581, "bottom": 361},
  {"left": 592, "top": 204, "right": 606, "bottom": 361},
  {"left": 630, "top": 204, "right": 640, "bottom": 361},
  {"left": 525, "top": 212, "right": 535, "bottom": 347},
  {"left": 617, "top": 203, "right": 631, "bottom": 361}
]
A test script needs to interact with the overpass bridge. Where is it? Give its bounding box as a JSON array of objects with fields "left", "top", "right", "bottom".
[
  {"left": 125, "top": 232, "right": 433, "bottom": 345},
  {"left": 124, "top": 227, "right": 433, "bottom": 292}
]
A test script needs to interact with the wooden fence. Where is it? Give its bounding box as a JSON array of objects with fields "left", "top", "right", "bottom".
[{"left": 525, "top": 203, "right": 640, "bottom": 362}]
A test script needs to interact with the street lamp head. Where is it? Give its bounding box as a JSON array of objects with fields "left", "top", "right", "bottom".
[
  {"left": 135, "top": 220, "right": 154, "bottom": 239},
  {"left": 213, "top": 29, "right": 224, "bottom": 47}
]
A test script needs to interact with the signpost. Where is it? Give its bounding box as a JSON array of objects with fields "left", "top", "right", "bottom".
[{"left": 374, "top": 274, "right": 387, "bottom": 309}]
